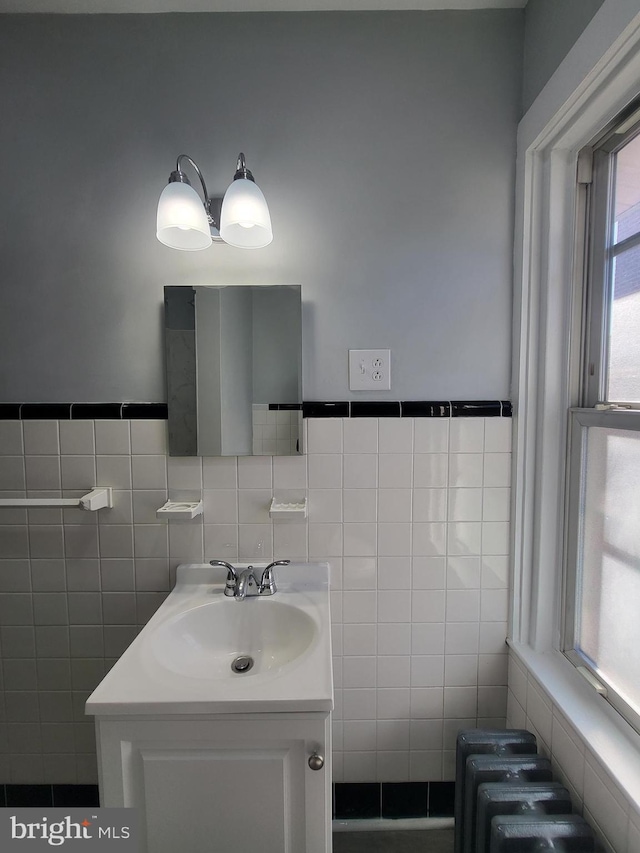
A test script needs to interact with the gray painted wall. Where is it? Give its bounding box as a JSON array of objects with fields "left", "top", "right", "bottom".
[
  {"left": 0, "top": 11, "right": 522, "bottom": 403},
  {"left": 522, "top": 0, "right": 604, "bottom": 113}
]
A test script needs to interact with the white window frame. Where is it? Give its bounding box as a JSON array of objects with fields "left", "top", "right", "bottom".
[
  {"left": 511, "top": 2, "right": 640, "bottom": 808},
  {"left": 559, "top": 113, "right": 640, "bottom": 736}
]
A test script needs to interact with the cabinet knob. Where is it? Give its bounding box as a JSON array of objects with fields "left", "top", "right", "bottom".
[{"left": 308, "top": 752, "right": 324, "bottom": 771}]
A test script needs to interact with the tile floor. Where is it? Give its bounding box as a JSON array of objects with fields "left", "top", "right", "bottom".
[{"left": 332, "top": 828, "right": 454, "bottom": 852}]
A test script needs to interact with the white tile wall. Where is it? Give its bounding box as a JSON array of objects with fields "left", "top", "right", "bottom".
[
  {"left": 507, "top": 651, "right": 640, "bottom": 853},
  {"left": 0, "top": 415, "right": 511, "bottom": 785}
]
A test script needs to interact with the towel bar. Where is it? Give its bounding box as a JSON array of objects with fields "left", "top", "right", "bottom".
[{"left": 0, "top": 487, "right": 113, "bottom": 511}]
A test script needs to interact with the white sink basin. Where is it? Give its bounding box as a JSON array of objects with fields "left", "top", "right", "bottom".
[
  {"left": 151, "top": 596, "right": 317, "bottom": 680},
  {"left": 85, "top": 562, "right": 333, "bottom": 716}
]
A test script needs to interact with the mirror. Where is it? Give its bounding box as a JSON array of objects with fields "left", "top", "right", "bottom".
[{"left": 164, "top": 285, "right": 302, "bottom": 457}]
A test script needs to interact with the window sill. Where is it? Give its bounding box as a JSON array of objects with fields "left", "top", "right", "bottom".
[{"left": 508, "top": 640, "right": 640, "bottom": 813}]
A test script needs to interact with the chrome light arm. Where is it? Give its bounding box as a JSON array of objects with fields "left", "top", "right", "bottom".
[{"left": 232, "top": 152, "right": 255, "bottom": 183}]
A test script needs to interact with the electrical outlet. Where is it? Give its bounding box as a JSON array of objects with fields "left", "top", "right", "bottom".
[{"left": 349, "top": 349, "right": 391, "bottom": 391}]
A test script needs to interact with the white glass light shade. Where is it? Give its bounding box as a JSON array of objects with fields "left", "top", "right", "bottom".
[
  {"left": 219, "top": 178, "right": 273, "bottom": 248},
  {"left": 156, "top": 181, "right": 212, "bottom": 251}
]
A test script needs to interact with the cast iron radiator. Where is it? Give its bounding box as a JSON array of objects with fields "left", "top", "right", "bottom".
[{"left": 455, "top": 729, "right": 597, "bottom": 853}]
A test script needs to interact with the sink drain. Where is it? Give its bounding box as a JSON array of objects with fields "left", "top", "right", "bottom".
[{"left": 231, "top": 655, "right": 254, "bottom": 674}]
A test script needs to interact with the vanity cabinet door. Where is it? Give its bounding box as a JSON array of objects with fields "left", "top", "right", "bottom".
[{"left": 96, "top": 714, "right": 331, "bottom": 853}]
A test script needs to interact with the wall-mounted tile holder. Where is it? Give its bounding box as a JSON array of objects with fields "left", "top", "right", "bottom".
[
  {"left": 156, "top": 500, "right": 203, "bottom": 520},
  {"left": 0, "top": 487, "right": 113, "bottom": 511},
  {"left": 269, "top": 497, "right": 307, "bottom": 520}
]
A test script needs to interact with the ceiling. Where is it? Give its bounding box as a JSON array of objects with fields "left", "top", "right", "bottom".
[{"left": 0, "top": 0, "right": 527, "bottom": 12}]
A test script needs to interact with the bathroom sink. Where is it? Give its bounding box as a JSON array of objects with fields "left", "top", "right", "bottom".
[
  {"left": 150, "top": 596, "right": 317, "bottom": 679},
  {"left": 85, "top": 562, "right": 332, "bottom": 716}
]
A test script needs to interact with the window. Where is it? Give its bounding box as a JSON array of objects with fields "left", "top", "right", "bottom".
[{"left": 564, "top": 109, "right": 640, "bottom": 733}]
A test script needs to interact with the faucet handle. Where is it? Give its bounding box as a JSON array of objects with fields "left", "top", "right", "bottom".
[
  {"left": 259, "top": 560, "right": 289, "bottom": 595},
  {"left": 209, "top": 559, "right": 238, "bottom": 596},
  {"left": 264, "top": 560, "right": 290, "bottom": 571}
]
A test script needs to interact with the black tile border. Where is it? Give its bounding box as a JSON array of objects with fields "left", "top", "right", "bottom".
[
  {"left": 351, "top": 401, "right": 401, "bottom": 418},
  {"left": 121, "top": 403, "right": 168, "bottom": 420},
  {"left": 0, "top": 400, "right": 511, "bottom": 420},
  {"left": 0, "top": 781, "right": 451, "bottom": 814},
  {"left": 0, "top": 404, "right": 21, "bottom": 419},
  {"left": 401, "top": 401, "right": 451, "bottom": 417},
  {"left": 451, "top": 400, "right": 501, "bottom": 418},
  {"left": 0, "top": 403, "right": 168, "bottom": 420},
  {"left": 333, "top": 781, "right": 455, "bottom": 820},
  {"left": 428, "top": 781, "right": 455, "bottom": 817},
  {"left": 52, "top": 784, "right": 100, "bottom": 807},
  {"left": 72, "top": 403, "right": 123, "bottom": 420},
  {"left": 0, "top": 785, "right": 99, "bottom": 808},
  {"left": 5, "top": 785, "right": 54, "bottom": 807},
  {"left": 303, "top": 400, "right": 510, "bottom": 418},
  {"left": 21, "top": 404, "right": 73, "bottom": 420},
  {"left": 302, "top": 402, "right": 350, "bottom": 418},
  {"left": 381, "top": 781, "right": 428, "bottom": 818},
  {"left": 334, "top": 783, "right": 380, "bottom": 819}
]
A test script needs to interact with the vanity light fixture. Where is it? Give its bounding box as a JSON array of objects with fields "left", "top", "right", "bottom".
[{"left": 156, "top": 153, "right": 273, "bottom": 250}]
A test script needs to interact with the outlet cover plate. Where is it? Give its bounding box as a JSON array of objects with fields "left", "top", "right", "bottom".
[{"left": 349, "top": 349, "right": 391, "bottom": 391}]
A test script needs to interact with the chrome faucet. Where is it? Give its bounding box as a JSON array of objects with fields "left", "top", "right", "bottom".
[
  {"left": 236, "top": 568, "right": 259, "bottom": 600},
  {"left": 209, "top": 559, "right": 290, "bottom": 600}
]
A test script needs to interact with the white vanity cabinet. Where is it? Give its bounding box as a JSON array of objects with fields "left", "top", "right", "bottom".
[
  {"left": 95, "top": 711, "right": 332, "bottom": 853},
  {"left": 87, "top": 562, "right": 334, "bottom": 853}
]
